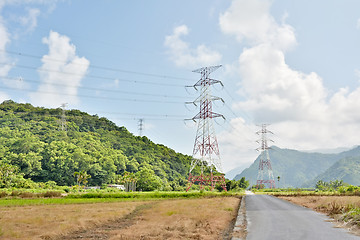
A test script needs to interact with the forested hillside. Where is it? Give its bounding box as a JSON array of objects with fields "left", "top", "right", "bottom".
[
  {"left": 233, "top": 146, "right": 360, "bottom": 188},
  {"left": 304, "top": 156, "right": 360, "bottom": 187},
  {"left": 0, "top": 100, "right": 195, "bottom": 190}
]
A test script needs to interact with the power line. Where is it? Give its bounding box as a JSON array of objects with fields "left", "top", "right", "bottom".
[
  {"left": 222, "top": 85, "right": 254, "bottom": 123},
  {"left": 0, "top": 84, "right": 184, "bottom": 104},
  {"left": 0, "top": 107, "right": 188, "bottom": 121},
  {"left": 1, "top": 75, "right": 188, "bottom": 99},
  {"left": 0, "top": 62, "right": 185, "bottom": 87},
  {"left": 0, "top": 49, "right": 194, "bottom": 82},
  {"left": 91, "top": 111, "right": 187, "bottom": 118}
]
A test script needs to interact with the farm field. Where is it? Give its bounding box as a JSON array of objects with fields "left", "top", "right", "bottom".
[
  {"left": 278, "top": 195, "right": 360, "bottom": 236},
  {"left": 0, "top": 196, "right": 240, "bottom": 239}
]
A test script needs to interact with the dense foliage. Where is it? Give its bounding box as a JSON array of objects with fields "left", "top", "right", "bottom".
[
  {"left": 315, "top": 180, "right": 346, "bottom": 191},
  {"left": 219, "top": 177, "right": 249, "bottom": 191},
  {"left": 0, "top": 101, "right": 196, "bottom": 190}
]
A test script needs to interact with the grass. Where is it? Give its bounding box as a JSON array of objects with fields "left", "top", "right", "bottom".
[
  {"left": 0, "top": 200, "right": 144, "bottom": 239},
  {"left": 108, "top": 197, "right": 240, "bottom": 239},
  {"left": 66, "top": 190, "right": 236, "bottom": 199},
  {"left": 263, "top": 190, "right": 359, "bottom": 197},
  {"left": 0, "top": 197, "right": 145, "bottom": 207},
  {"left": 0, "top": 191, "right": 240, "bottom": 207},
  {"left": 165, "top": 210, "right": 177, "bottom": 216},
  {"left": 0, "top": 197, "right": 241, "bottom": 239}
]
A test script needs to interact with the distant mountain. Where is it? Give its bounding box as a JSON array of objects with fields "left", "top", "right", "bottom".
[
  {"left": 233, "top": 146, "right": 360, "bottom": 188},
  {"left": 225, "top": 164, "right": 250, "bottom": 180},
  {"left": 303, "top": 147, "right": 352, "bottom": 154},
  {"left": 303, "top": 156, "right": 360, "bottom": 187}
]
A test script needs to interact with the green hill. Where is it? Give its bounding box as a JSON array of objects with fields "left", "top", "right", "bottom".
[
  {"left": 233, "top": 146, "right": 360, "bottom": 188},
  {"left": 0, "top": 100, "right": 194, "bottom": 190},
  {"left": 304, "top": 156, "right": 360, "bottom": 187}
]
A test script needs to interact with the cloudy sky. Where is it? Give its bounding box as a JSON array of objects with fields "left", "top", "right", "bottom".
[{"left": 1, "top": 0, "right": 360, "bottom": 174}]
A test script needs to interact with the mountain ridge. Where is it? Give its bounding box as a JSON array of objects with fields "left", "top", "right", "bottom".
[{"left": 233, "top": 146, "right": 360, "bottom": 187}]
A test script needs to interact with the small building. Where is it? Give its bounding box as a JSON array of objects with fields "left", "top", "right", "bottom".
[
  {"left": 84, "top": 186, "right": 101, "bottom": 190},
  {"left": 107, "top": 184, "right": 125, "bottom": 190}
]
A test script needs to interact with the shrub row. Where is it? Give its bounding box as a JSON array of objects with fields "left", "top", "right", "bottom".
[
  {"left": 66, "top": 191, "right": 233, "bottom": 199},
  {"left": 0, "top": 191, "right": 62, "bottom": 198}
]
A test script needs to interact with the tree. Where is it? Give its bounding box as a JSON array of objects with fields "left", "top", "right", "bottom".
[
  {"left": 135, "top": 167, "right": 162, "bottom": 191},
  {"left": 0, "top": 101, "right": 194, "bottom": 188},
  {"left": 116, "top": 171, "right": 137, "bottom": 192},
  {"left": 222, "top": 177, "right": 249, "bottom": 191},
  {"left": 0, "top": 162, "right": 19, "bottom": 188},
  {"left": 238, "top": 177, "right": 249, "bottom": 189},
  {"left": 315, "top": 180, "right": 346, "bottom": 191},
  {"left": 0, "top": 162, "right": 32, "bottom": 188},
  {"left": 74, "top": 170, "right": 91, "bottom": 186}
]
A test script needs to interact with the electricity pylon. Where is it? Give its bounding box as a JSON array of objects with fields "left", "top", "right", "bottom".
[
  {"left": 138, "top": 118, "right": 144, "bottom": 136},
  {"left": 185, "top": 65, "right": 226, "bottom": 191},
  {"left": 60, "top": 103, "right": 67, "bottom": 131},
  {"left": 256, "top": 124, "right": 275, "bottom": 188}
]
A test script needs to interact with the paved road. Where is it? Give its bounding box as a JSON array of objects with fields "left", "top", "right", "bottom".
[{"left": 245, "top": 194, "right": 360, "bottom": 240}]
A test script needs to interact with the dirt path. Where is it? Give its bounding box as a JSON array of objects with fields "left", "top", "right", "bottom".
[{"left": 54, "top": 203, "right": 155, "bottom": 240}]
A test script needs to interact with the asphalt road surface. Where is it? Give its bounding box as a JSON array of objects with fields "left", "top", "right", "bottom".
[{"left": 245, "top": 194, "right": 360, "bottom": 240}]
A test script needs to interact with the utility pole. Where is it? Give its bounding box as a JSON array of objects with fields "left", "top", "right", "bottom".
[
  {"left": 185, "top": 65, "right": 227, "bottom": 192},
  {"left": 60, "top": 103, "right": 67, "bottom": 131},
  {"left": 256, "top": 124, "right": 275, "bottom": 188},
  {"left": 138, "top": 118, "right": 144, "bottom": 137}
]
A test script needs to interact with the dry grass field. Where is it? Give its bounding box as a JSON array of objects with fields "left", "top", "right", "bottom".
[
  {"left": 0, "top": 201, "right": 144, "bottom": 239},
  {"left": 0, "top": 197, "right": 240, "bottom": 240}
]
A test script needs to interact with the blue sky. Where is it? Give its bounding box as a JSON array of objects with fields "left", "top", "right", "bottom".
[{"left": 1, "top": 0, "right": 360, "bottom": 174}]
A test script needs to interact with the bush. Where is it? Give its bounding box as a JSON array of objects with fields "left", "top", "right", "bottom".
[
  {"left": 42, "top": 191, "right": 62, "bottom": 198},
  {"left": 19, "top": 192, "right": 37, "bottom": 198},
  {"left": 0, "top": 191, "right": 8, "bottom": 198},
  {"left": 10, "top": 190, "right": 21, "bottom": 197},
  {"left": 44, "top": 181, "right": 58, "bottom": 189}
]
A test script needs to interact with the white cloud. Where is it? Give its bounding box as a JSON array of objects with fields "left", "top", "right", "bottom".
[
  {"left": 234, "top": 44, "right": 327, "bottom": 123},
  {"left": 30, "top": 31, "right": 89, "bottom": 107},
  {"left": 0, "top": 0, "right": 61, "bottom": 96},
  {"left": 0, "top": 14, "right": 12, "bottom": 79},
  {"left": 19, "top": 8, "right": 40, "bottom": 32},
  {"left": 164, "top": 25, "right": 222, "bottom": 68},
  {"left": 218, "top": 0, "right": 360, "bottom": 173},
  {"left": 217, "top": 117, "right": 259, "bottom": 172},
  {"left": 357, "top": 18, "right": 360, "bottom": 29},
  {"left": 219, "top": 0, "right": 296, "bottom": 52}
]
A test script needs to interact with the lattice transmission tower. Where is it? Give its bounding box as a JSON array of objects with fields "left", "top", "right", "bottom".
[
  {"left": 256, "top": 124, "right": 275, "bottom": 188},
  {"left": 185, "top": 65, "right": 227, "bottom": 192},
  {"left": 138, "top": 118, "right": 144, "bottom": 137},
  {"left": 60, "top": 103, "right": 67, "bottom": 131}
]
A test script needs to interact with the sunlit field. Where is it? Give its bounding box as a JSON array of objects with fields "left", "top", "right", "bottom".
[{"left": 0, "top": 194, "right": 241, "bottom": 239}]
